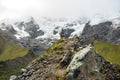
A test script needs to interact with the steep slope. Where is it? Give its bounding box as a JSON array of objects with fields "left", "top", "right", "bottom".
[
  {"left": 94, "top": 40, "right": 120, "bottom": 65},
  {"left": 13, "top": 39, "right": 75, "bottom": 80},
  {"left": 14, "top": 38, "right": 120, "bottom": 80},
  {"left": 0, "top": 30, "right": 29, "bottom": 61},
  {"left": 0, "top": 31, "right": 37, "bottom": 80}
]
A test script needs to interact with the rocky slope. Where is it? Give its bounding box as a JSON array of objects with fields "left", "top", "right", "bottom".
[{"left": 11, "top": 38, "right": 120, "bottom": 80}]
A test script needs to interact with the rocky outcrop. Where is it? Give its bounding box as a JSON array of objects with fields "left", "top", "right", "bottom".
[
  {"left": 8, "top": 37, "right": 120, "bottom": 80},
  {"left": 13, "top": 39, "right": 120, "bottom": 80},
  {"left": 5, "top": 24, "right": 17, "bottom": 34},
  {"left": 63, "top": 28, "right": 75, "bottom": 38},
  {"left": 81, "top": 21, "right": 113, "bottom": 44},
  {"left": 59, "top": 28, "right": 75, "bottom": 39},
  {"left": 65, "top": 44, "right": 120, "bottom": 80},
  {"left": 66, "top": 45, "right": 105, "bottom": 80},
  {"left": 53, "top": 26, "right": 60, "bottom": 35},
  {"left": 107, "top": 27, "right": 120, "bottom": 44},
  {"left": 82, "top": 21, "right": 120, "bottom": 44}
]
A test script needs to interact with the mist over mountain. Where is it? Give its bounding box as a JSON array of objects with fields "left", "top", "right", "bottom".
[{"left": 0, "top": 0, "right": 120, "bottom": 20}]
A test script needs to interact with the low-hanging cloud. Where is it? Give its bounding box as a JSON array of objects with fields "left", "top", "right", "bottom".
[{"left": 0, "top": 0, "right": 120, "bottom": 20}]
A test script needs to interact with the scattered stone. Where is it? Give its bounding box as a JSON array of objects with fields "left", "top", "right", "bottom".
[
  {"left": 101, "top": 62, "right": 120, "bottom": 80},
  {"left": 9, "top": 75, "right": 17, "bottom": 80},
  {"left": 20, "top": 68, "right": 27, "bottom": 74},
  {"left": 26, "top": 66, "right": 32, "bottom": 71},
  {"left": 66, "top": 72, "right": 74, "bottom": 80}
]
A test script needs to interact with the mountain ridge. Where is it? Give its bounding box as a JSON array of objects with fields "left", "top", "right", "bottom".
[{"left": 0, "top": 16, "right": 120, "bottom": 80}]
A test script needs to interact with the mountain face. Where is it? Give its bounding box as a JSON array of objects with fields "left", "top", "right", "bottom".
[
  {"left": 0, "top": 17, "right": 86, "bottom": 39},
  {"left": 0, "top": 17, "right": 87, "bottom": 54},
  {"left": 81, "top": 20, "right": 120, "bottom": 45}
]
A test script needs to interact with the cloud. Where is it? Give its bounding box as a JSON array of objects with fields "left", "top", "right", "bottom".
[
  {"left": 0, "top": 0, "right": 120, "bottom": 20},
  {"left": 0, "top": 2, "right": 6, "bottom": 15}
]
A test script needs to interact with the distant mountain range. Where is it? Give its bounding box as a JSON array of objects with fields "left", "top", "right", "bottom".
[{"left": 0, "top": 16, "right": 120, "bottom": 40}]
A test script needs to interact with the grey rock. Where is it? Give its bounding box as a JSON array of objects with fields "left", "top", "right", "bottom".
[
  {"left": 53, "top": 30, "right": 58, "bottom": 35},
  {"left": 20, "top": 68, "right": 27, "bottom": 74},
  {"left": 60, "top": 28, "right": 75, "bottom": 38},
  {"left": 63, "top": 28, "right": 75, "bottom": 38},
  {"left": 53, "top": 26, "right": 60, "bottom": 35},
  {"left": 66, "top": 72, "right": 74, "bottom": 80},
  {"left": 9, "top": 75, "right": 17, "bottom": 80},
  {"left": 107, "top": 27, "right": 120, "bottom": 44},
  {"left": 66, "top": 44, "right": 106, "bottom": 79},
  {"left": 22, "top": 73, "right": 28, "bottom": 77},
  {"left": 6, "top": 24, "right": 16, "bottom": 34},
  {"left": 82, "top": 21, "right": 113, "bottom": 44},
  {"left": 26, "top": 66, "right": 32, "bottom": 71},
  {"left": 15, "top": 21, "right": 24, "bottom": 30}
]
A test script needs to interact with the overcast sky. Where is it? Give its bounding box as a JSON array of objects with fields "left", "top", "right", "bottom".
[{"left": 0, "top": 0, "right": 120, "bottom": 20}]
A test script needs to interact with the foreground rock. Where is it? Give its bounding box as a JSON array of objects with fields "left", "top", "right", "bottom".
[
  {"left": 66, "top": 44, "right": 120, "bottom": 80},
  {"left": 66, "top": 44, "right": 105, "bottom": 80},
  {"left": 12, "top": 39, "right": 120, "bottom": 80}
]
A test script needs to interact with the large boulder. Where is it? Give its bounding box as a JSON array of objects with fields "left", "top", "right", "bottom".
[{"left": 66, "top": 44, "right": 105, "bottom": 80}]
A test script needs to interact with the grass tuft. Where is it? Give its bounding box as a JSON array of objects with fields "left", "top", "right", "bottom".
[
  {"left": 0, "top": 42, "right": 29, "bottom": 61},
  {"left": 94, "top": 40, "right": 120, "bottom": 65}
]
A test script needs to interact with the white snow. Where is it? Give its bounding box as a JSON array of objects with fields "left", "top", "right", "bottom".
[
  {"left": 70, "top": 24, "right": 85, "bottom": 38},
  {"left": 13, "top": 25, "right": 30, "bottom": 39}
]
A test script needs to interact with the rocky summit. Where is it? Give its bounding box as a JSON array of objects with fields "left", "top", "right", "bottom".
[{"left": 10, "top": 38, "right": 120, "bottom": 80}]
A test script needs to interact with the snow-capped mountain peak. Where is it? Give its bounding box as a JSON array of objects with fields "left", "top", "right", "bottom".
[
  {"left": 0, "top": 16, "right": 120, "bottom": 40},
  {"left": 0, "top": 17, "right": 86, "bottom": 40}
]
